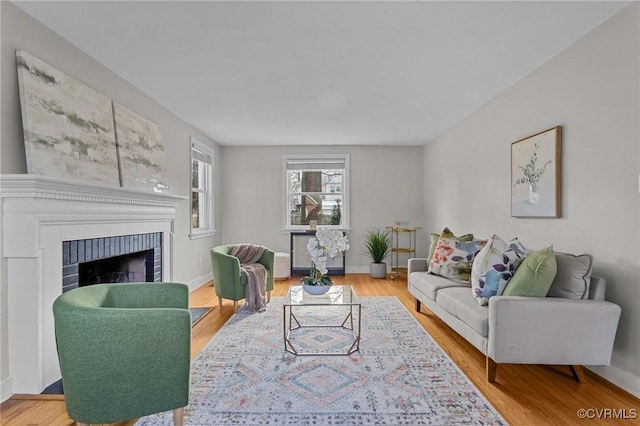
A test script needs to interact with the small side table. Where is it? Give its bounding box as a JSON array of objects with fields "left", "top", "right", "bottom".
[
  {"left": 290, "top": 231, "right": 346, "bottom": 276},
  {"left": 274, "top": 252, "right": 291, "bottom": 281}
]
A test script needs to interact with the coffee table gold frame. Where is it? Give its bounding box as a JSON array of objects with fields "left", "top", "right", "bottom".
[{"left": 283, "top": 285, "right": 361, "bottom": 356}]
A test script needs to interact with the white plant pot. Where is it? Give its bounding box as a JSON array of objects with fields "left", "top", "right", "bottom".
[{"left": 370, "top": 262, "right": 387, "bottom": 279}]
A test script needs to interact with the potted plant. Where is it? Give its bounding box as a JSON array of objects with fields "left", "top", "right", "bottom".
[{"left": 364, "top": 228, "right": 392, "bottom": 279}]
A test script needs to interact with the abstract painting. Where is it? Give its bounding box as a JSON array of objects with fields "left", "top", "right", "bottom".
[
  {"left": 113, "top": 102, "right": 168, "bottom": 192},
  {"left": 511, "top": 126, "right": 562, "bottom": 218},
  {"left": 16, "top": 50, "right": 120, "bottom": 186}
]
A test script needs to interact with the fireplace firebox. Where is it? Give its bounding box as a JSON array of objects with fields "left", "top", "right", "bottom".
[{"left": 62, "top": 232, "right": 162, "bottom": 292}]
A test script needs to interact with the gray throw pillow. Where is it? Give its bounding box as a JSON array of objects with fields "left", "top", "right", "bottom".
[{"left": 547, "top": 253, "right": 593, "bottom": 299}]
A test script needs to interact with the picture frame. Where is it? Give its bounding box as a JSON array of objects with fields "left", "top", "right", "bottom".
[{"left": 511, "top": 126, "right": 562, "bottom": 218}]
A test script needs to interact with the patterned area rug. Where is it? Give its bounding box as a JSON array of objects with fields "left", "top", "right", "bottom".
[{"left": 136, "top": 297, "right": 506, "bottom": 425}]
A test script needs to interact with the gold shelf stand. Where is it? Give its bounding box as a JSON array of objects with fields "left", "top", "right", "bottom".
[{"left": 387, "top": 226, "right": 421, "bottom": 280}]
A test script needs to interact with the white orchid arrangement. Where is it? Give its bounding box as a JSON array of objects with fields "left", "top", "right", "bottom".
[{"left": 301, "top": 228, "right": 350, "bottom": 286}]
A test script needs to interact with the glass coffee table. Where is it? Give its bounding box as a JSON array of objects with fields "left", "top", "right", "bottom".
[{"left": 283, "top": 285, "right": 361, "bottom": 355}]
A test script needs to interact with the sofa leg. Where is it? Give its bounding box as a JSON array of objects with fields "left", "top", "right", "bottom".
[
  {"left": 486, "top": 357, "right": 497, "bottom": 383},
  {"left": 218, "top": 296, "right": 223, "bottom": 308},
  {"left": 415, "top": 299, "right": 421, "bottom": 312},
  {"left": 233, "top": 300, "right": 238, "bottom": 313},
  {"left": 267, "top": 291, "right": 272, "bottom": 303},
  {"left": 570, "top": 365, "right": 588, "bottom": 383}
]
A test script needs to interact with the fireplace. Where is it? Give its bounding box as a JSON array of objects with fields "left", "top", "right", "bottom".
[
  {"left": 1, "top": 175, "right": 185, "bottom": 396},
  {"left": 63, "top": 233, "right": 162, "bottom": 292}
]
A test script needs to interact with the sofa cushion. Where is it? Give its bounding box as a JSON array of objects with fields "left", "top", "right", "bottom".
[
  {"left": 471, "top": 234, "right": 526, "bottom": 306},
  {"left": 428, "top": 231, "right": 485, "bottom": 282},
  {"left": 547, "top": 253, "right": 592, "bottom": 299},
  {"left": 427, "top": 228, "right": 474, "bottom": 265},
  {"left": 503, "top": 246, "right": 557, "bottom": 297},
  {"left": 436, "top": 287, "right": 489, "bottom": 338},
  {"left": 409, "top": 271, "right": 470, "bottom": 302}
]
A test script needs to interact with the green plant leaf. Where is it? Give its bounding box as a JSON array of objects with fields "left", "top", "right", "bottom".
[{"left": 364, "top": 228, "right": 392, "bottom": 263}]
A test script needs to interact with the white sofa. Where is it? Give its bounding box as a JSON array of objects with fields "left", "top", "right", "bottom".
[{"left": 408, "top": 257, "right": 621, "bottom": 383}]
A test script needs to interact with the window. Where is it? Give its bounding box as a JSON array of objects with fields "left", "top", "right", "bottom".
[
  {"left": 283, "top": 154, "right": 350, "bottom": 229},
  {"left": 190, "top": 137, "right": 215, "bottom": 238}
]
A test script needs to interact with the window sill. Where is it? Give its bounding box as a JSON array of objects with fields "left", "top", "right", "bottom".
[
  {"left": 189, "top": 229, "right": 217, "bottom": 240},
  {"left": 281, "top": 227, "right": 351, "bottom": 233}
]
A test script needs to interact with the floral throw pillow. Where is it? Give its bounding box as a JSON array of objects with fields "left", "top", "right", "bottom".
[
  {"left": 470, "top": 234, "right": 527, "bottom": 306},
  {"left": 428, "top": 233, "right": 486, "bottom": 282},
  {"left": 427, "top": 228, "right": 474, "bottom": 265}
]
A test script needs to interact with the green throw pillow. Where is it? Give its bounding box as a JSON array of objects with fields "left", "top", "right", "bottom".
[{"left": 503, "top": 246, "right": 557, "bottom": 297}]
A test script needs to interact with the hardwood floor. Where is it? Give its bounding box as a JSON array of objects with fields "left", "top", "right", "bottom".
[{"left": 2, "top": 274, "right": 638, "bottom": 425}]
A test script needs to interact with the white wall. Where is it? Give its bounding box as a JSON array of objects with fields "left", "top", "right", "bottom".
[
  {"left": 423, "top": 3, "right": 640, "bottom": 396},
  {"left": 0, "top": 2, "right": 222, "bottom": 399},
  {"left": 220, "top": 145, "right": 424, "bottom": 272}
]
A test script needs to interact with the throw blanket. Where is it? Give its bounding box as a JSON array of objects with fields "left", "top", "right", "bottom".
[{"left": 230, "top": 244, "right": 268, "bottom": 313}]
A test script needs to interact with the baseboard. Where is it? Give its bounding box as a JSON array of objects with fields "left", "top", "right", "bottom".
[
  {"left": 186, "top": 272, "right": 213, "bottom": 292},
  {"left": 346, "top": 266, "right": 409, "bottom": 278},
  {"left": 1, "top": 376, "right": 13, "bottom": 403},
  {"left": 588, "top": 365, "right": 640, "bottom": 398}
]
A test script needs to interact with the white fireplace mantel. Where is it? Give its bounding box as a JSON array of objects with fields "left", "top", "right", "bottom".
[{"left": 1, "top": 175, "right": 186, "bottom": 395}]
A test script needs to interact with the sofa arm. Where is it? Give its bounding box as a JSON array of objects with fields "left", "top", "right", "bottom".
[
  {"left": 488, "top": 296, "right": 621, "bottom": 366},
  {"left": 408, "top": 258, "right": 429, "bottom": 275}
]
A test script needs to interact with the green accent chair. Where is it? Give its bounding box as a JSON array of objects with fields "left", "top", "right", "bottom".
[
  {"left": 210, "top": 245, "right": 274, "bottom": 312},
  {"left": 52, "top": 282, "right": 191, "bottom": 426}
]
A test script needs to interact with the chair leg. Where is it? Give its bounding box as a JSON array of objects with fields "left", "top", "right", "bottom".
[
  {"left": 486, "top": 356, "right": 497, "bottom": 383},
  {"left": 267, "top": 290, "right": 272, "bottom": 303},
  {"left": 570, "top": 365, "right": 588, "bottom": 383},
  {"left": 173, "top": 406, "right": 185, "bottom": 426},
  {"left": 234, "top": 300, "right": 238, "bottom": 312},
  {"left": 218, "top": 296, "right": 223, "bottom": 308}
]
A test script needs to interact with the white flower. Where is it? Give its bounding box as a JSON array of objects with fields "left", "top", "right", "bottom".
[{"left": 306, "top": 227, "right": 349, "bottom": 280}]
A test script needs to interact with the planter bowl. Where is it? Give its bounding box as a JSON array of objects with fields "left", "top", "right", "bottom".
[{"left": 302, "top": 284, "right": 331, "bottom": 295}]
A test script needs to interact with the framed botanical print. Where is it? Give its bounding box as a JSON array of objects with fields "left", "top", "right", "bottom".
[{"left": 511, "top": 126, "right": 562, "bottom": 218}]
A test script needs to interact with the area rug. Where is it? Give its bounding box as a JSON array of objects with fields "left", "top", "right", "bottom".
[{"left": 136, "top": 297, "right": 506, "bottom": 425}]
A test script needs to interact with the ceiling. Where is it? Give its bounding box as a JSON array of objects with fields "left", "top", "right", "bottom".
[{"left": 13, "top": 1, "right": 630, "bottom": 147}]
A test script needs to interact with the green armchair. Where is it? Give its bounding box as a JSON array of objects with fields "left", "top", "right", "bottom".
[
  {"left": 210, "top": 244, "right": 274, "bottom": 312},
  {"left": 52, "top": 282, "right": 191, "bottom": 426}
]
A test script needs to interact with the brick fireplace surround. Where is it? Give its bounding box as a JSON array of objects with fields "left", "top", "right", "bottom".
[{"left": 0, "top": 175, "right": 185, "bottom": 395}]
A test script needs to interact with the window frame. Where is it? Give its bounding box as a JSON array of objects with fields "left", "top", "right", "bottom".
[
  {"left": 282, "top": 153, "right": 350, "bottom": 231},
  {"left": 189, "top": 137, "right": 216, "bottom": 239}
]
